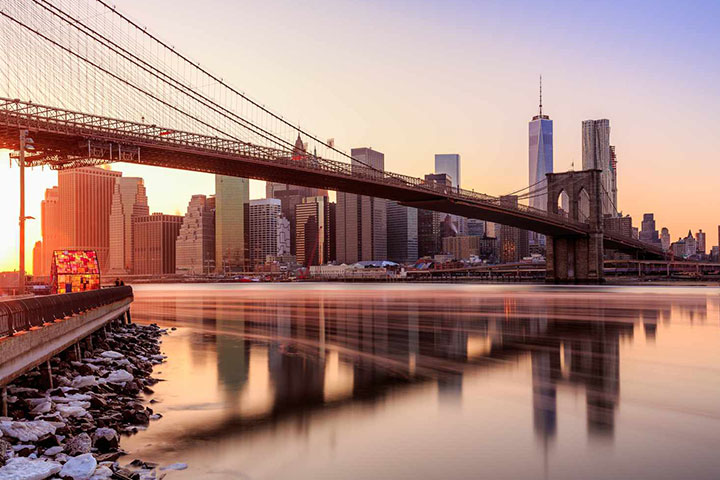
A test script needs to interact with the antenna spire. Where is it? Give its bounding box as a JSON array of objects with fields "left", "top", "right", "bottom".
[{"left": 539, "top": 74, "right": 543, "bottom": 117}]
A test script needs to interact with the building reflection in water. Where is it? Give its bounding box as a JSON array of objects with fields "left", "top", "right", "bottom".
[{"left": 129, "top": 286, "right": 709, "bottom": 452}]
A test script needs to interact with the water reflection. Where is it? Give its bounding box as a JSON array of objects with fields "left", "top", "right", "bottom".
[{"left": 125, "top": 285, "right": 720, "bottom": 479}]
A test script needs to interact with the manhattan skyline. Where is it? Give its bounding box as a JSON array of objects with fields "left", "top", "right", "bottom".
[{"left": 1, "top": 0, "right": 719, "bottom": 271}]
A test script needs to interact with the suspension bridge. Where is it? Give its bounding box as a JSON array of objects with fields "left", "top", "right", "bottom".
[{"left": 0, "top": 0, "right": 665, "bottom": 283}]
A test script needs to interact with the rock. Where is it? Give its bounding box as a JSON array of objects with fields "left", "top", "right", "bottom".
[
  {"left": 0, "top": 440, "right": 10, "bottom": 467},
  {"left": 0, "top": 457, "right": 61, "bottom": 480},
  {"left": 88, "top": 465, "right": 113, "bottom": 479},
  {"left": 100, "top": 351, "right": 124, "bottom": 360},
  {"left": 106, "top": 370, "right": 133, "bottom": 384},
  {"left": 59, "top": 453, "right": 97, "bottom": 480},
  {"left": 160, "top": 462, "right": 188, "bottom": 471},
  {"left": 71, "top": 376, "right": 97, "bottom": 389},
  {"left": 95, "top": 451, "right": 125, "bottom": 463},
  {"left": 92, "top": 428, "right": 119, "bottom": 452},
  {"left": 31, "top": 402, "right": 52, "bottom": 415},
  {"left": 51, "top": 394, "right": 91, "bottom": 404},
  {"left": 12, "top": 444, "right": 36, "bottom": 456},
  {"left": 65, "top": 433, "right": 91, "bottom": 456},
  {"left": 43, "top": 445, "right": 64, "bottom": 456},
  {"left": 56, "top": 404, "right": 88, "bottom": 418},
  {"left": 0, "top": 421, "right": 56, "bottom": 442}
]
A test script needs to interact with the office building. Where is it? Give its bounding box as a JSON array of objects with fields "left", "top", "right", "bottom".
[
  {"left": 499, "top": 195, "right": 529, "bottom": 263},
  {"left": 660, "top": 227, "right": 671, "bottom": 251},
  {"left": 249, "top": 198, "right": 283, "bottom": 268},
  {"left": 109, "top": 177, "right": 149, "bottom": 274},
  {"left": 296, "top": 196, "right": 330, "bottom": 267},
  {"left": 37, "top": 186, "right": 61, "bottom": 277},
  {"left": 133, "top": 213, "right": 183, "bottom": 275},
  {"left": 176, "top": 194, "right": 216, "bottom": 275},
  {"left": 604, "top": 216, "right": 633, "bottom": 238},
  {"left": 529, "top": 77, "right": 553, "bottom": 211},
  {"left": 58, "top": 166, "right": 122, "bottom": 272},
  {"left": 278, "top": 216, "right": 291, "bottom": 257},
  {"left": 417, "top": 173, "right": 453, "bottom": 258},
  {"left": 467, "top": 219, "right": 486, "bottom": 237},
  {"left": 32, "top": 241, "right": 43, "bottom": 278},
  {"left": 215, "top": 175, "right": 249, "bottom": 273},
  {"left": 387, "top": 201, "right": 418, "bottom": 264},
  {"left": 336, "top": 148, "right": 387, "bottom": 263},
  {"left": 639, "top": 213, "right": 660, "bottom": 246},
  {"left": 442, "top": 236, "right": 496, "bottom": 261},
  {"left": 266, "top": 135, "right": 328, "bottom": 255},
  {"left": 434, "top": 154, "right": 461, "bottom": 189},
  {"left": 582, "top": 119, "right": 617, "bottom": 217},
  {"left": 696, "top": 230, "right": 706, "bottom": 255}
]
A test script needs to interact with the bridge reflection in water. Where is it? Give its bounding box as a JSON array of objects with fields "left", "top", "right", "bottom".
[{"left": 123, "top": 285, "right": 720, "bottom": 479}]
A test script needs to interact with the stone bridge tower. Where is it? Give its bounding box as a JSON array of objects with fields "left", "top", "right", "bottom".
[{"left": 545, "top": 169, "right": 604, "bottom": 283}]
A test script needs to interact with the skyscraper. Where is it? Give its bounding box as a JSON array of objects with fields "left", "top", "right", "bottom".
[
  {"left": 660, "top": 227, "right": 671, "bottom": 251},
  {"left": 266, "top": 135, "right": 328, "bottom": 255},
  {"left": 697, "top": 230, "right": 706, "bottom": 255},
  {"left": 215, "top": 175, "right": 249, "bottom": 273},
  {"left": 176, "top": 194, "right": 216, "bottom": 275},
  {"left": 639, "top": 213, "right": 660, "bottom": 246},
  {"left": 582, "top": 119, "right": 617, "bottom": 217},
  {"left": 418, "top": 173, "right": 452, "bottom": 258},
  {"left": 386, "top": 200, "right": 418, "bottom": 264},
  {"left": 499, "top": 195, "right": 529, "bottom": 263},
  {"left": 38, "top": 186, "right": 61, "bottom": 277},
  {"left": 109, "top": 177, "right": 149, "bottom": 274},
  {"left": 58, "top": 166, "right": 122, "bottom": 272},
  {"left": 434, "top": 154, "right": 461, "bottom": 189},
  {"left": 528, "top": 77, "right": 553, "bottom": 212},
  {"left": 249, "top": 198, "right": 283, "bottom": 267},
  {"left": 296, "top": 196, "right": 330, "bottom": 267},
  {"left": 133, "top": 213, "right": 183, "bottom": 275},
  {"left": 336, "top": 148, "right": 387, "bottom": 263}
]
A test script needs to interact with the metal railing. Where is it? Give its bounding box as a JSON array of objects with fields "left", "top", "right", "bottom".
[{"left": 0, "top": 286, "right": 133, "bottom": 338}]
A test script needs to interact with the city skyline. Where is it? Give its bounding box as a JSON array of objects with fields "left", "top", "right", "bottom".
[{"left": 1, "top": 0, "right": 719, "bottom": 271}]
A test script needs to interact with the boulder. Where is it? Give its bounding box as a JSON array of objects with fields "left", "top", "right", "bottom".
[
  {"left": 65, "top": 433, "right": 91, "bottom": 456},
  {"left": 106, "top": 370, "right": 133, "bottom": 384},
  {"left": 0, "top": 457, "right": 61, "bottom": 480},
  {"left": 59, "top": 453, "right": 97, "bottom": 480},
  {"left": 0, "top": 421, "right": 56, "bottom": 443},
  {"left": 71, "top": 377, "right": 97, "bottom": 389},
  {"left": 92, "top": 428, "right": 119, "bottom": 452}
]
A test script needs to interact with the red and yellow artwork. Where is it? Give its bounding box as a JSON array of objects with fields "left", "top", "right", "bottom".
[{"left": 51, "top": 250, "right": 101, "bottom": 294}]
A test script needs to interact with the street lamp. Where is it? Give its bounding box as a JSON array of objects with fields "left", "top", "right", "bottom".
[{"left": 18, "top": 130, "right": 34, "bottom": 295}]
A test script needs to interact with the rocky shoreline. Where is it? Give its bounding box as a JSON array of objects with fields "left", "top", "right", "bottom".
[{"left": 0, "top": 321, "right": 183, "bottom": 480}]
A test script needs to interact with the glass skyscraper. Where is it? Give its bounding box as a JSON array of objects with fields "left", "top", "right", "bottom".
[{"left": 528, "top": 112, "right": 553, "bottom": 210}]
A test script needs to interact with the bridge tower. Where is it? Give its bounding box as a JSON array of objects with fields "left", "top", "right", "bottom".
[{"left": 545, "top": 169, "right": 605, "bottom": 283}]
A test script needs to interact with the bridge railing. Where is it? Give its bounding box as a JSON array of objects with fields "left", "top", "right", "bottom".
[
  {"left": 0, "top": 97, "right": 579, "bottom": 229},
  {"left": 0, "top": 286, "right": 133, "bottom": 338}
]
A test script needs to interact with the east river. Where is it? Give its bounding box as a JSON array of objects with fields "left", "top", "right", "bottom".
[{"left": 122, "top": 283, "right": 720, "bottom": 479}]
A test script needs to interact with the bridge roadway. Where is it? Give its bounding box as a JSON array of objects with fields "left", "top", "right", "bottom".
[
  {"left": 0, "top": 287, "right": 133, "bottom": 389},
  {"left": 0, "top": 98, "right": 662, "bottom": 258}
]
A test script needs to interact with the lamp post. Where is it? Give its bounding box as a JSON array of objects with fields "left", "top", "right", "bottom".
[{"left": 17, "top": 130, "right": 34, "bottom": 295}]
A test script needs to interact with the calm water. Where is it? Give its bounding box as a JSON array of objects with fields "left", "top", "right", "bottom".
[{"left": 123, "top": 283, "right": 720, "bottom": 479}]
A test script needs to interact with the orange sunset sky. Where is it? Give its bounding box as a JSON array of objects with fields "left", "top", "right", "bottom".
[{"left": 1, "top": 0, "right": 719, "bottom": 272}]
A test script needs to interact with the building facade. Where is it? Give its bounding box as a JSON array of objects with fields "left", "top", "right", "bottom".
[
  {"left": 176, "top": 194, "right": 216, "bottom": 275},
  {"left": 249, "top": 198, "right": 282, "bottom": 267},
  {"left": 37, "top": 186, "right": 61, "bottom": 277},
  {"left": 109, "top": 177, "right": 149, "bottom": 274},
  {"left": 133, "top": 213, "right": 183, "bottom": 275},
  {"left": 499, "top": 195, "right": 529, "bottom": 263},
  {"left": 58, "top": 166, "right": 122, "bottom": 272},
  {"left": 336, "top": 148, "right": 387, "bottom": 263},
  {"left": 215, "top": 175, "right": 249, "bottom": 273},
  {"left": 639, "top": 213, "right": 660, "bottom": 246},
  {"left": 386, "top": 200, "right": 418, "bottom": 264},
  {"left": 296, "top": 196, "right": 330, "bottom": 267},
  {"left": 417, "top": 173, "right": 453, "bottom": 258},
  {"left": 582, "top": 119, "right": 617, "bottom": 217},
  {"left": 660, "top": 227, "right": 671, "bottom": 251}
]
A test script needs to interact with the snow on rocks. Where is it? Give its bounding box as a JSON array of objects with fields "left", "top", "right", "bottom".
[
  {"left": 59, "top": 453, "right": 96, "bottom": 480},
  {"left": 0, "top": 421, "right": 56, "bottom": 442},
  {"left": 105, "top": 369, "right": 133, "bottom": 384},
  {"left": 1, "top": 323, "right": 174, "bottom": 478},
  {"left": 0, "top": 456, "right": 61, "bottom": 480}
]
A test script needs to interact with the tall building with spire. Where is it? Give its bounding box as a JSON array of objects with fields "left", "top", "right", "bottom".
[
  {"left": 529, "top": 76, "right": 553, "bottom": 212},
  {"left": 266, "top": 134, "right": 328, "bottom": 255}
]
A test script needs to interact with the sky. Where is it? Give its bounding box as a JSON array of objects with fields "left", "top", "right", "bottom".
[{"left": 1, "top": 0, "right": 719, "bottom": 272}]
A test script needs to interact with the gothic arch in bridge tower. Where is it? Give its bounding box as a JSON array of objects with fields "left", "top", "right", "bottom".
[{"left": 545, "top": 170, "right": 605, "bottom": 283}]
